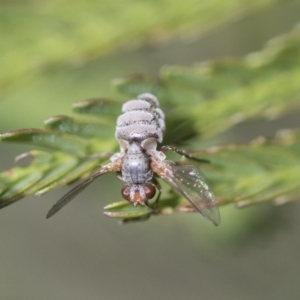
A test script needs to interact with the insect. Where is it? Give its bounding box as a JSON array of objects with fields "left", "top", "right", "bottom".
[{"left": 47, "top": 93, "right": 220, "bottom": 226}]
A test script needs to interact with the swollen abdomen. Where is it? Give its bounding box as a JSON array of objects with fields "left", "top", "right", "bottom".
[{"left": 115, "top": 93, "right": 165, "bottom": 143}]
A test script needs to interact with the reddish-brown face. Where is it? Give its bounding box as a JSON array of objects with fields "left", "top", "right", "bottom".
[{"left": 121, "top": 184, "right": 156, "bottom": 204}]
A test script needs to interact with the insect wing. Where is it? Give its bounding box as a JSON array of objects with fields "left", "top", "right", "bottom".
[
  {"left": 161, "top": 161, "right": 220, "bottom": 226},
  {"left": 46, "top": 162, "right": 116, "bottom": 219}
]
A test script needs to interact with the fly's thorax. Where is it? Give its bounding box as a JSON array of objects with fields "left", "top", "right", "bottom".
[{"left": 121, "top": 142, "right": 153, "bottom": 185}]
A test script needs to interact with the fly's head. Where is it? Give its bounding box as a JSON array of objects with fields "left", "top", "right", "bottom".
[{"left": 121, "top": 184, "right": 156, "bottom": 206}]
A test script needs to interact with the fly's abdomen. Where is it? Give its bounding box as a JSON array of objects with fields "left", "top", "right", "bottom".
[{"left": 116, "top": 93, "right": 165, "bottom": 143}]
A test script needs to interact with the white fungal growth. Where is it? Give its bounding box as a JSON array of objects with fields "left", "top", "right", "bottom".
[{"left": 116, "top": 93, "right": 165, "bottom": 143}]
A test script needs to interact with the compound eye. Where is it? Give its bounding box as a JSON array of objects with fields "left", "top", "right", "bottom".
[
  {"left": 121, "top": 185, "right": 156, "bottom": 202},
  {"left": 144, "top": 184, "right": 156, "bottom": 200},
  {"left": 121, "top": 186, "right": 131, "bottom": 201}
]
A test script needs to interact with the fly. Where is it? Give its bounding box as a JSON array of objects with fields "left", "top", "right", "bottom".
[{"left": 47, "top": 93, "right": 220, "bottom": 226}]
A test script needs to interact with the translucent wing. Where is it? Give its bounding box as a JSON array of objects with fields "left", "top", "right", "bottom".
[
  {"left": 157, "top": 160, "right": 220, "bottom": 226},
  {"left": 46, "top": 162, "right": 120, "bottom": 219}
]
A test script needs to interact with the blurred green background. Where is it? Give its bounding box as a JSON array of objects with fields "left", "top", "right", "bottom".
[{"left": 1, "top": 0, "right": 300, "bottom": 299}]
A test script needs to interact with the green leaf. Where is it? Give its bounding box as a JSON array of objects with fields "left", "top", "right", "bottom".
[
  {"left": 0, "top": 0, "right": 277, "bottom": 94},
  {"left": 190, "top": 130, "right": 300, "bottom": 208},
  {"left": 114, "top": 24, "right": 300, "bottom": 138},
  {"left": 103, "top": 201, "right": 152, "bottom": 220},
  {"left": 44, "top": 115, "right": 114, "bottom": 139},
  {"left": 72, "top": 98, "right": 121, "bottom": 117},
  {"left": 0, "top": 147, "right": 111, "bottom": 210},
  {"left": 0, "top": 129, "right": 88, "bottom": 156}
]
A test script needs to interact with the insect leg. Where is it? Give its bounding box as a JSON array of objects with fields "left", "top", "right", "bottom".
[
  {"left": 151, "top": 177, "right": 162, "bottom": 209},
  {"left": 160, "top": 145, "right": 210, "bottom": 164}
]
